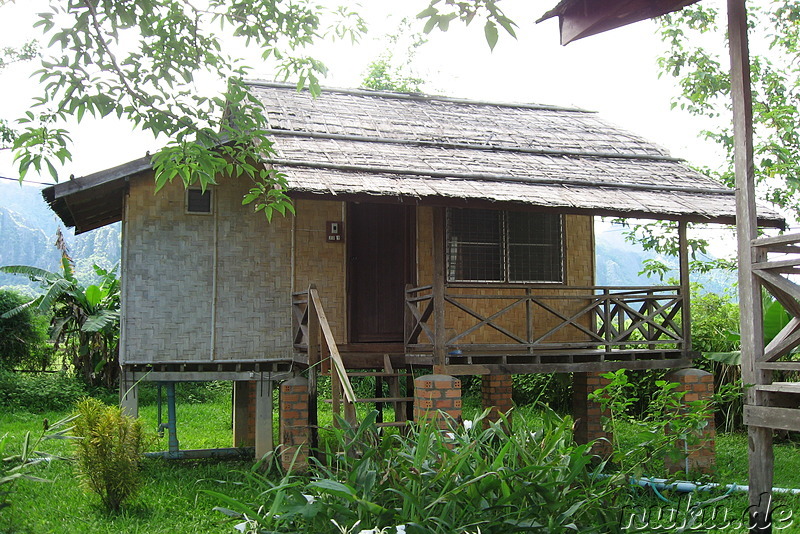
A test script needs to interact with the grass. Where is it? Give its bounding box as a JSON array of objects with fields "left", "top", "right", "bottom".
[{"left": 2, "top": 391, "right": 800, "bottom": 533}]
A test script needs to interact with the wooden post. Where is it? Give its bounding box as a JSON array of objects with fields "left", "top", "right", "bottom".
[
  {"left": 232, "top": 381, "right": 252, "bottom": 447},
  {"left": 432, "top": 207, "right": 447, "bottom": 374},
  {"left": 255, "top": 376, "right": 274, "bottom": 460},
  {"left": 728, "top": 0, "right": 774, "bottom": 530},
  {"left": 678, "top": 220, "right": 692, "bottom": 353},
  {"left": 119, "top": 367, "right": 139, "bottom": 418},
  {"left": 307, "top": 285, "right": 319, "bottom": 452}
]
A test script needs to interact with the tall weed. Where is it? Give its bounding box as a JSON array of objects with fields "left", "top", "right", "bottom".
[{"left": 209, "top": 407, "right": 625, "bottom": 533}]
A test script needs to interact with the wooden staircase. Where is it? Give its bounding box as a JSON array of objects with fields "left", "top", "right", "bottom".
[{"left": 298, "top": 285, "right": 414, "bottom": 433}]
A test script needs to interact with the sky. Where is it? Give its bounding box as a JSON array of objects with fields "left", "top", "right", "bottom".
[
  {"left": 0, "top": 0, "right": 741, "bottom": 253},
  {"left": 0, "top": 0, "right": 726, "bottom": 181}
]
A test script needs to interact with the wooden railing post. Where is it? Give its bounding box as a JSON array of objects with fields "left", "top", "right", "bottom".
[
  {"left": 432, "top": 207, "right": 447, "bottom": 373},
  {"left": 307, "top": 284, "right": 319, "bottom": 450},
  {"left": 678, "top": 221, "right": 692, "bottom": 353},
  {"left": 728, "top": 0, "right": 773, "bottom": 527}
]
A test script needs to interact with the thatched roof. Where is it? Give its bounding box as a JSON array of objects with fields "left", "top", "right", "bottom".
[
  {"left": 248, "top": 81, "right": 782, "bottom": 227},
  {"left": 44, "top": 81, "right": 784, "bottom": 233}
]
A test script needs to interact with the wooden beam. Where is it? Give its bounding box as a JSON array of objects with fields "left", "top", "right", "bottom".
[
  {"left": 728, "top": 0, "right": 774, "bottom": 527},
  {"left": 744, "top": 405, "right": 800, "bottom": 433},
  {"left": 432, "top": 207, "right": 447, "bottom": 373}
]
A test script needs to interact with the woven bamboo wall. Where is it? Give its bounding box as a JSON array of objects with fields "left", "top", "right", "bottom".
[
  {"left": 293, "top": 199, "right": 347, "bottom": 341},
  {"left": 120, "top": 174, "right": 293, "bottom": 364},
  {"left": 415, "top": 207, "right": 595, "bottom": 345}
]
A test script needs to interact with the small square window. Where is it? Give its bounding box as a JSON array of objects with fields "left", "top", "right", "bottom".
[{"left": 186, "top": 188, "right": 212, "bottom": 214}]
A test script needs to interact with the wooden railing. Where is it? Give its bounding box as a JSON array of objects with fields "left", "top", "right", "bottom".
[
  {"left": 405, "top": 284, "right": 688, "bottom": 368},
  {"left": 293, "top": 285, "right": 357, "bottom": 425},
  {"left": 751, "top": 232, "right": 800, "bottom": 368}
]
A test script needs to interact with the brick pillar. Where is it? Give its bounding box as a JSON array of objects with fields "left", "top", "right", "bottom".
[
  {"left": 572, "top": 372, "right": 613, "bottom": 457},
  {"left": 481, "top": 374, "right": 513, "bottom": 428},
  {"left": 664, "top": 368, "right": 716, "bottom": 475},
  {"left": 279, "top": 377, "right": 309, "bottom": 471},
  {"left": 414, "top": 375, "right": 461, "bottom": 430}
]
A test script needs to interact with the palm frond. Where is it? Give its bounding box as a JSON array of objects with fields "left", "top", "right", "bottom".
[
  {"left": 82, "top": 310, "right": 120, "bottom": 333},
  {"left": 0, "top": 297, "right": 40, "bottom": 319},
  {"left": 0, "top": 265, "right": 59, "bottom": 283},
  {"left": 38, "top": 278, "right": 74, "bottom": 313}
]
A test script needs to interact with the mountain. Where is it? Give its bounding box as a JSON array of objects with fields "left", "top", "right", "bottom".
[
  {"left": 595, "top": 223, "right": 738, "bottom": 297},
  {"left": 0, "top": 180, "right": 121, "bottom": 293}
]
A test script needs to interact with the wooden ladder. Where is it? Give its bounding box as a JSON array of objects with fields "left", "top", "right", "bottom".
[{"left": 330, "top": 355, "right": 414, "bottom": 429}]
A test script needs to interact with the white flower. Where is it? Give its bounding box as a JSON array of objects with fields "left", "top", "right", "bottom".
[{"left": 464, "top": 420, "right": 473, "bottom": 430}]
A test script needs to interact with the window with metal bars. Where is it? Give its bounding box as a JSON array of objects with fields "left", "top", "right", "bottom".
[{"left": 446, "top": 208, "right": 563, "bottom": 283}]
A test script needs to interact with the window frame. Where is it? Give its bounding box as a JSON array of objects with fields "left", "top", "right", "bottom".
[
  {"left": 445, "top": 208, "right": 565, "bottom": 284},
  {"left": 185, "top": 187, "right": 213, "bottom": 215}
]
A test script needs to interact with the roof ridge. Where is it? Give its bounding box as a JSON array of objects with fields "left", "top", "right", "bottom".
[{"left": 245, "top": 79, "right": 593, "bottom": 114}]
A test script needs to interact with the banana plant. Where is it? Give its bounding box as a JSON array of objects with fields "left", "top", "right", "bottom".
[{"left": 1, "top": 238, "right": 120, "bottom": 388}]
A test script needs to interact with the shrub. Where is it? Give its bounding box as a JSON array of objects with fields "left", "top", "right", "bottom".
[
  {"left": 210, "top": 408, "right": 625, "bottom": 533},
  {"left": 0, "top": 289, "right": 51, "bottom": 370},
  {"left": 0, "top": 370, "right": 89, "bottom": 412},
  {"left": 72, "top": 398, "right": 146, "bottom": 512}
]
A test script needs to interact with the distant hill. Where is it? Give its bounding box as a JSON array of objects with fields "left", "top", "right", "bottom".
[
  {"left": 0, "top": 180, "right": 735, "bottom": 297},
  {"left": 595, "top": 223, "right": 738, "bottom": 297},
  {"left": 0, "top": 180, "right": 121, "bottom": 293}
]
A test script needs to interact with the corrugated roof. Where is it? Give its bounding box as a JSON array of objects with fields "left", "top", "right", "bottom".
[{"left": 248, "top": 81, "right": 783, "bottom": 227}]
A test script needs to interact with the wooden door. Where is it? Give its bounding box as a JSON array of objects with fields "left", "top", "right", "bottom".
[{"left": 348, "top": 203, "right": 413, "bottom": 343}]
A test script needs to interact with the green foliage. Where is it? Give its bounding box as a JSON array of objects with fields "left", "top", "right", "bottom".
[
  {"left": 659, "top": 1, "right": 800, "bottom": 223},
  {"left": 417, "top": 1, "right": 517, "bottom": 51},
  {"left": 589, "top": 370, "right": 715, "bottom": 479},
  {"left": 12, "top": 2, "right": 365, "bottom": 219},
  {"left": 0, "top": 415, "right": 73, "bottom": 518},
  {"left": 209, "top": 409, "right": 623, "bottom": 533},
  {"left": 72, "top": 398, "right": 146, "bottom": 513},
  {"left": 0, "top": 369, "right": 91, "bottom": 412},
  {"left": 1, "top": 237, "right": 121, "bottom": 387},
  {"left": 361, "top": 19, "right": 427, "bottom": 94},
  {"left": 0, "top": 289, "right": 51, "bottom": 370}
]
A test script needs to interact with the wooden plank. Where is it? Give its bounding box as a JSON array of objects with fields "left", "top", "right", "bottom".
[
  {"left": 758, "top": 361, "right": 800, "bottom": 371},
  {"left": 254, "top": 378, "right": 274, "bottom": 460},
  {"left": 751, "top": 232, "right": 800, "bottom": 248},
  {"left": 309, "top": 288, "right": 356, "bottom": 403},
  {"left": 754, "top": 382, "right": 800, "bottom": 394},
  {"left": 753, "top": 258, "right": 800, "bottom": 271},
  {"left": 444, "top": 358, "right": 693, "bottom": 376},
  {"left": 763, "top": 317, "right": 800, "bottom": 361},
  {"left": 756, "top": 272, "right": 800, "bottom": 318},
  {"left": 744, "top": 405, "right": 800, "bottom": 432}
]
